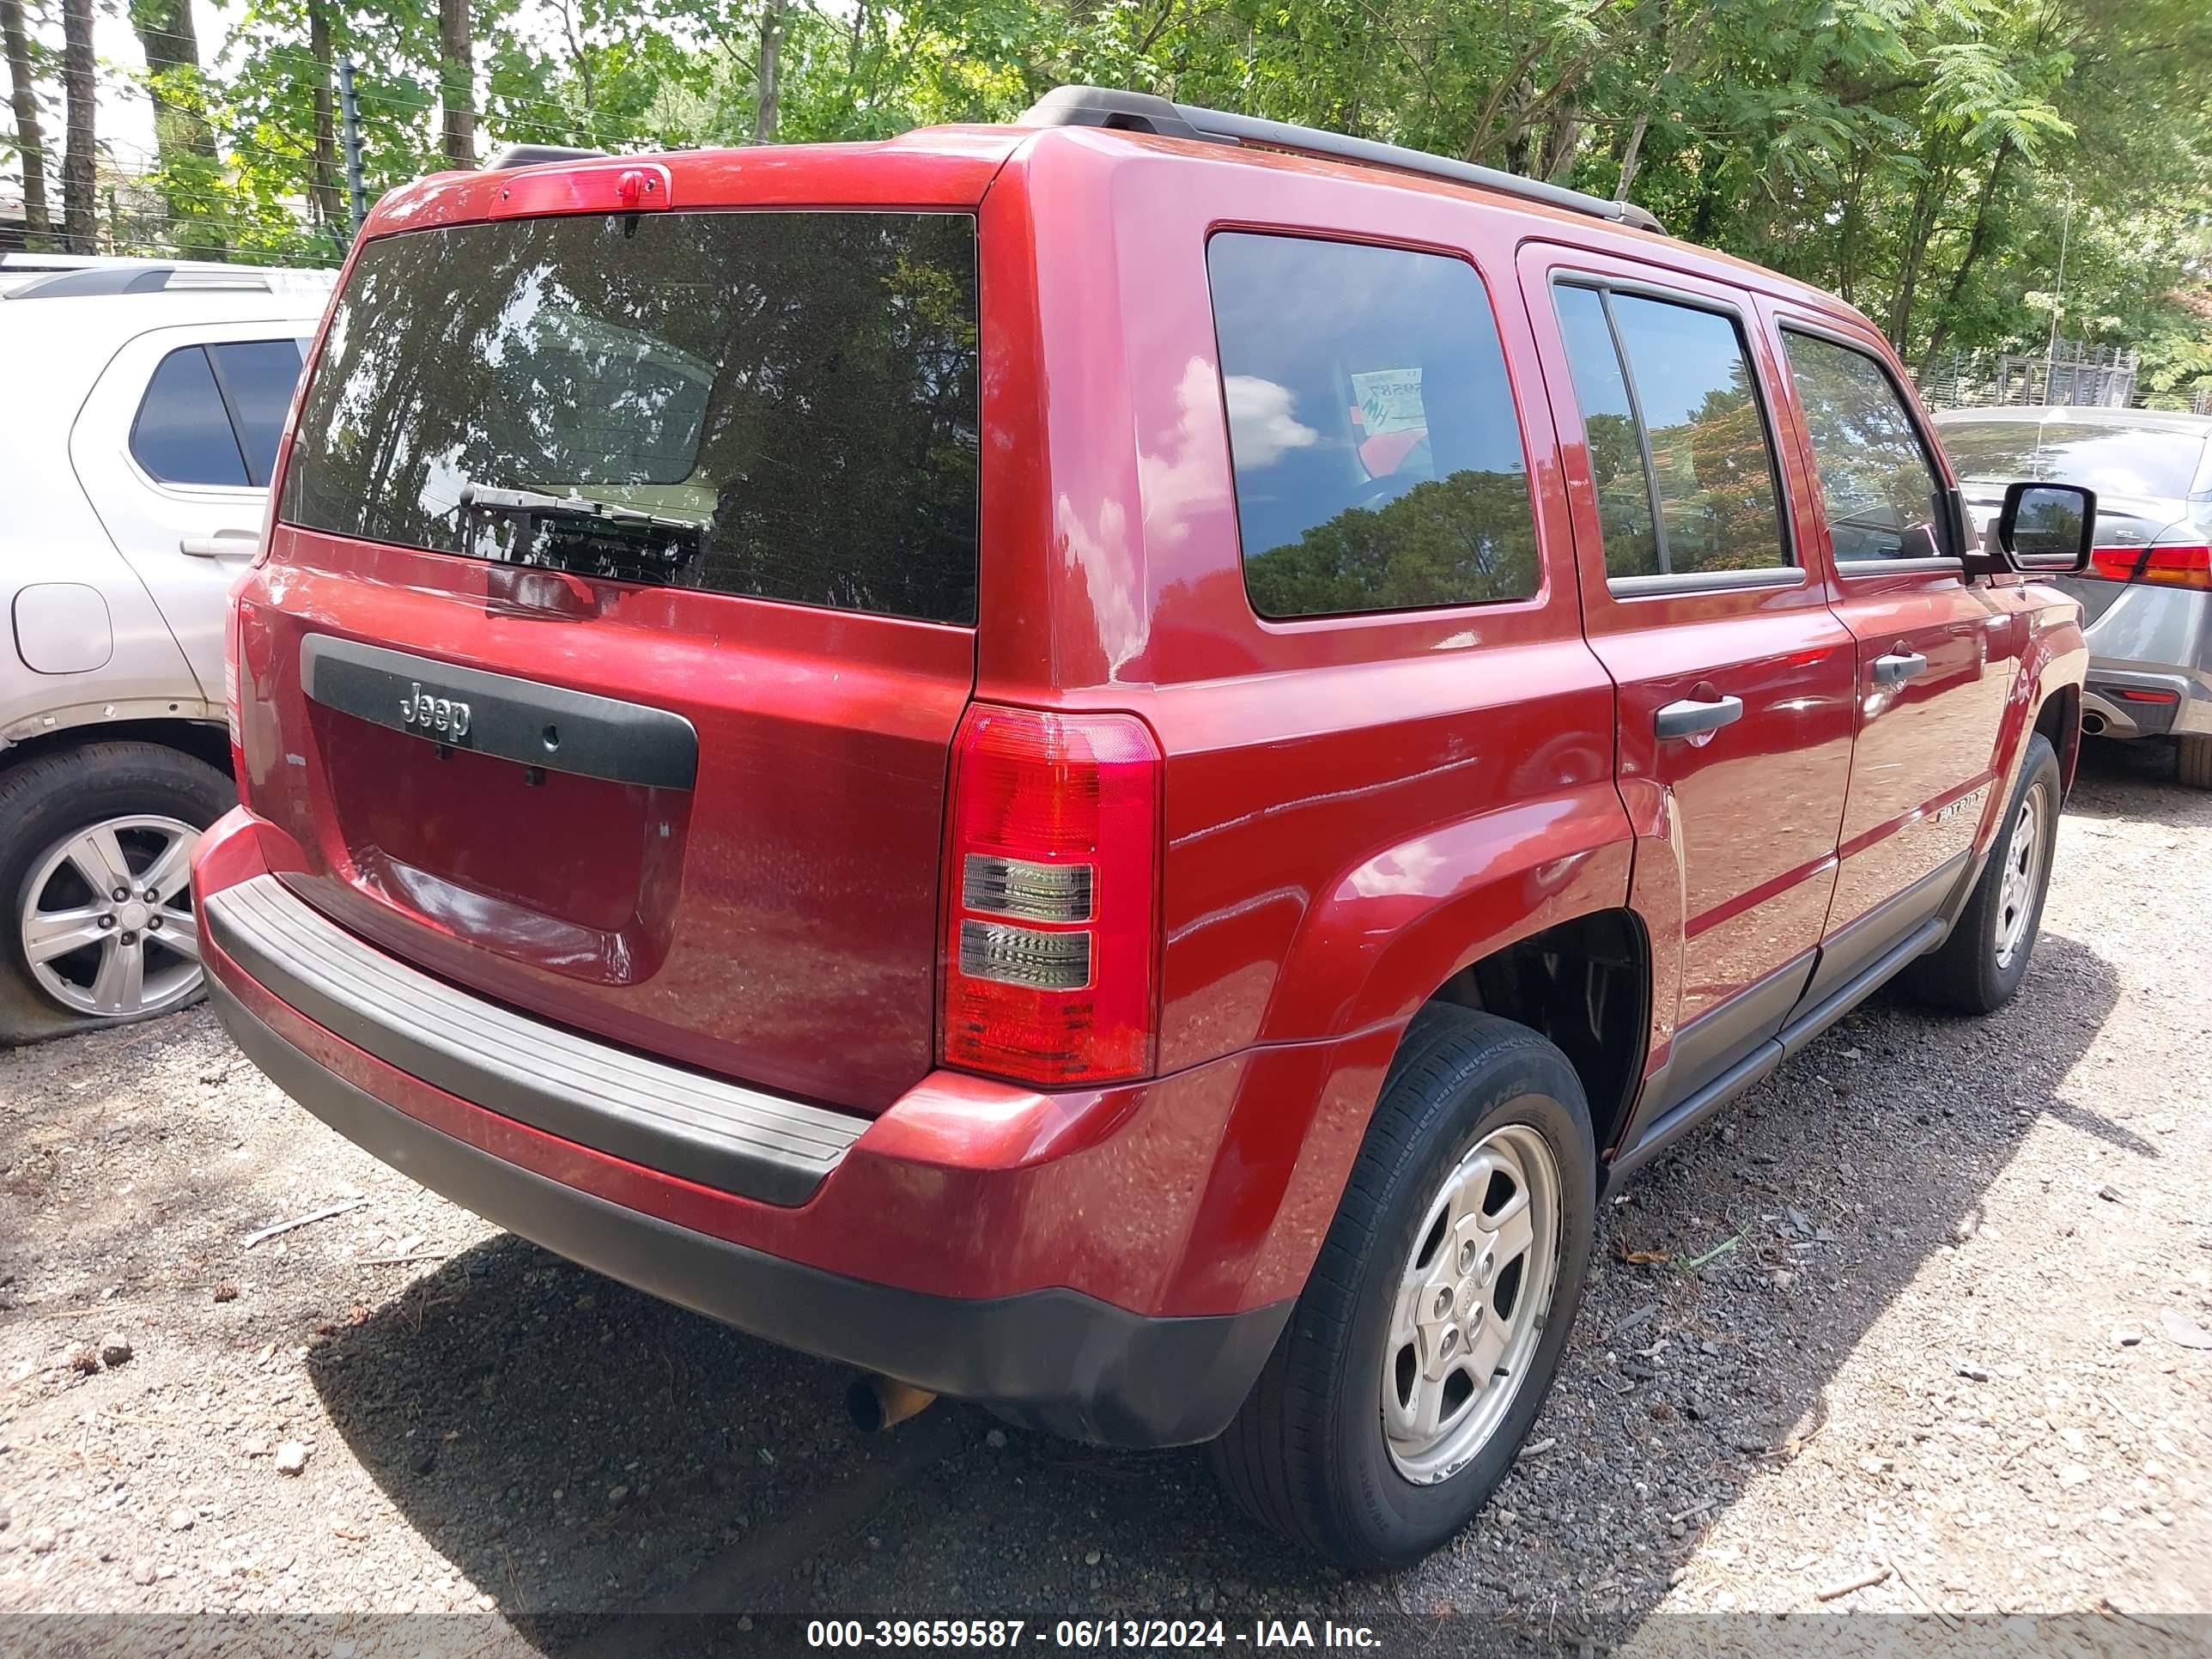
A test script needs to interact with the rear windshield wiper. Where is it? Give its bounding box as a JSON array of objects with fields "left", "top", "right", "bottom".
[
  {"left": 458, "top": 482, "right": 704, "bottom": 536},
  {"left": 457, "top": 481, "right": 707, "bottom": 582}
]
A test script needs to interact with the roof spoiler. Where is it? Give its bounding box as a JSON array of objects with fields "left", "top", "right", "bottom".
[
  {"left": 484, "top": 143, "right": 608, "bottom": 170},
  {"left": 1018, "top": 85, "right": 1668, "bottom": 237}
]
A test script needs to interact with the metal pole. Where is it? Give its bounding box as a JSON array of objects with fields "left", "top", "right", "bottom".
[
  {"left": 2042, "top": 191, "right": 2073, "bottom": 403},
  {"left": 337, "top": 58, "right": 368, "bottom": 240}
]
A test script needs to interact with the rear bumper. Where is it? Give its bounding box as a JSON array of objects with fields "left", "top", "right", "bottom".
[
  {"left": 210, "top": 976, "right": 1283, "bottom": 1445},
  {"left": 191, "top": 809, "right": 1361, "bottom": 1448},
  {"left": 2081, "top": 664, "right": 2212, "bottom": 740},
  {"left": 2077, "top": 581, "right": 2212, "bottom": 740}
]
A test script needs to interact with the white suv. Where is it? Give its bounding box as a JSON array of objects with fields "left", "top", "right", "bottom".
[{"left": 0, "top": 255, "right": 333, "bottom": 1039}]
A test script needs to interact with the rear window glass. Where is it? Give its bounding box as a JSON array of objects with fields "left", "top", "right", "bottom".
[
  {"left": 1936, "top": 422, "right": 2207, "bottom": 501},
  {"left": 282, "top": 210, "right": 981, "bottom": 625},
  {"left": 1206, "top": 233, "right": 1539, "bottom": 619}
]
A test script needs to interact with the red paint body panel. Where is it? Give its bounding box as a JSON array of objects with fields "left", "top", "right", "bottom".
[{"left": 199, "top": 120, "right": 2087, "bottom": 1346}]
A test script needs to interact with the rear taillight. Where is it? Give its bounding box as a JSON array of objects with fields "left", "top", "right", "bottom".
[
  {"left": 2086, "top": 544, "right": 2212, "bottom": 590},
  {"left": 941, "top": 704, "right": 1162, "bottom": 1086},
  {"left": 223, "top": 588, "right": 249, "bottom": 788}
]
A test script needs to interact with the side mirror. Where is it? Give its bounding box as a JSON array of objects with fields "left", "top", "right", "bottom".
[{"left": 1996, "top": 480, "right": 2097, "bottom": 575}]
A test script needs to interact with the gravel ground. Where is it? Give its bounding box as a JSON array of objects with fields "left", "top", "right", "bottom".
[{"left": 2, "top": 740, "right": 2208, "bottom": 1656}]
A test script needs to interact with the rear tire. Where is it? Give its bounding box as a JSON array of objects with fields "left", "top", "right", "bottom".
[
  {"left": 2178, "top": 734, "right": 2212, "bottom": 791},
  {"left": 1901, "top": 732, "right": 2059, "bottom": 1015},
  {"left": 2, "top": 741, "right": 232, "bottom": 1028},
  {"left": 1209, "top": 1006, "right": 1595, "bottom": 1569}
]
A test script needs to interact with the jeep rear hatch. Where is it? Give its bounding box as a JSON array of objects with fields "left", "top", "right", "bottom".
[{"left": 234, "top": 198, "right": 983, "bottom": 1113}]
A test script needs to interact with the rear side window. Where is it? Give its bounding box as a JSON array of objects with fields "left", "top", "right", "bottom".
[
  {"left": 207, "top": 340, "right": 309, "bottom": 488},
  {"left": 1553, "top": 283, "right": 1790, "bottom": 581},
  {"left": 132, "top": 347, "right": 249, "bottom": 487},
  {"left": 1206, "top": 234, "right": 1539, "bottom": 619},
  {"left": 283, "top": 211, "right": 981, "bottom": 625},
  {"left": 1553, "top": 287, "right": 1658, "bottom": 579},
  {"left": 1783, "top": 331, "right": 1951, "bottom": 562},
  {"left": 130, "top": 340, "right": 307, "bottom": 489}
]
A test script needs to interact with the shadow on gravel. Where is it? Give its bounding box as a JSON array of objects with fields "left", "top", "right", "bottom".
[
  {"left": 2063, "top": 736, "right": 2212, "bottom": 826},
  {"left": 307, "top": 876, "right": 2129, "bottom": 1656}
]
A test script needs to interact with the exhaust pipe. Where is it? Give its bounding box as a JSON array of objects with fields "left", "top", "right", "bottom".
[
  {"left": 848, "top": 1374, "right": 937, "bottom": 1433},
  {"left": 2081, "top": 711, "right": 2107, "bottom": 736}
]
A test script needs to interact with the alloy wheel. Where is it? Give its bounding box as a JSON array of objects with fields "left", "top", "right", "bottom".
[
  {"left": 19, "top": 816, "right": 204, "bottom": 1018},
  {"left": 1993, "top": 781, "right": 2049, "bottom": 971},
  {"left": 1382, "top": 1121, "right": 1562, "bottom": 1484}
]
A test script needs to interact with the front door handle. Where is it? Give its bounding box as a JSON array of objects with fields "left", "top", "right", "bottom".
[
  {"left": 1872, "top": 651, "right": 1929, "bottom": 685},
  {"left": 179, "top": 530, "right": 259, "bottom": 559},
  {"left": 1655, "top": 695, "right": 1744, "bottom": 740}
]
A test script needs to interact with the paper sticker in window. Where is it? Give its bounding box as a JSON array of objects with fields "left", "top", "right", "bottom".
[{"left": 1351, "top": 367, "right": 1427, "bottom": 477}]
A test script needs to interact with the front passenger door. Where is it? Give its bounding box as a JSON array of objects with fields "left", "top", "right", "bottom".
[{"left": 1765, "top": 315, "right": 2019, "bottom": 1001}]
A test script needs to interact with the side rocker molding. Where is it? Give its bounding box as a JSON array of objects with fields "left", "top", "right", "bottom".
[{"left": 1604, "top": 909, "right": 1947, "bottom": 1194}]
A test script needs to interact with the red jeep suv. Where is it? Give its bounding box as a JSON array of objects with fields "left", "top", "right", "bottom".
[{"left": 193, "top": 87, "right": 2092, "bottom": 1567}]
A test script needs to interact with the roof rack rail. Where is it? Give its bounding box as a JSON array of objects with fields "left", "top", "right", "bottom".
[
  {"left": 1018, "top": 85, "right": 1667, "bottom": 236},
  {"left": 486, "top": 143, "right": 609, "bottom": 170},
  {"left": 1, "top": 261, "right": 336, "bottom": 301}
]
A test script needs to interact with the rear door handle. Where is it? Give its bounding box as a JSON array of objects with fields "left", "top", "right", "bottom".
[
  {"left": 1655, "top": 696, "right": 1744, "bottom": 740},
  {"left": 1872, "top": 651, "right": 1929, "bottom": 685},
  {"left": 179, "top": 530, "right": 259, "bottom": 558}
]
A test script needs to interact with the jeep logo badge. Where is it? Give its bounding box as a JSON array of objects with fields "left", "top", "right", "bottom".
[{"left": 400, "top": 682, "right": 471, "bottom": 740}]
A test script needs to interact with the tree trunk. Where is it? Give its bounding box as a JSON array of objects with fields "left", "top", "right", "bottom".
[
  {"left": 59, "top": 0, "right": 94, "bottom": 253},
  {"left": 1919, "top": 137, "right": 2015, "bottom": 374},
  {"left": 754, "top": 0, "right": 786, "bottom": 143},
  {"left": 307, "top": 1, "right": 341, "bottom": 228},
  {"left": 438, "top": 0, "right": 473, "bottom": 167},
  {"left": 1614, "top": 112, "right": 1650, "bottom": 202},
  {"left": 1886, "top": 144, "right": 1947, "bottom": 352},
  {"left": 1617, "top": 9, "right": 1705, "bottom": 204},
  {"left": 128, "top": 0, "right": 223, "bottom": 257},
  {"left": 1540, "top": 107, "right": 1581, "bottom": 183},
  {"left": 2, "top": 0, "right": 51, "bottom": 243}
]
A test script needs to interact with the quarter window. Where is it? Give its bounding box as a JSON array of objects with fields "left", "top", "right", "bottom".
[
  {"left": 1206, "top": 234, "right": 1540, "bottom": 619},
  {"left": 1782, "top": 331, "right": 1952, "bottom": 562},
  {"left": 1553, "top": 283, "right": 1791, "bottom": 580}
]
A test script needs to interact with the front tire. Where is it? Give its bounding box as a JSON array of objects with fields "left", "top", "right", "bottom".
[
  {"left": 1901, "top": 732, "right": 2060, "bottom": 1015},
  {"left": 3, "top": 741, "right": 232, "bottom": 1026},
  {"left": 1210, "top": 1006, "right": 1595, "bottom": 1569}
]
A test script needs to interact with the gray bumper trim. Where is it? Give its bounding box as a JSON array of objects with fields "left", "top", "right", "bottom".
[
  {"left": 207, "top": 976, "right": 1287, "bottom": 1447},
  {"left": 202, "top": 874, "right": 863, "bottom": 1205}
]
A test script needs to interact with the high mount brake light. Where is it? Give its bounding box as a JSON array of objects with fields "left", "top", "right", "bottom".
[{"left": 940, "top": 705, "right": 1162, "bottom": 1087}]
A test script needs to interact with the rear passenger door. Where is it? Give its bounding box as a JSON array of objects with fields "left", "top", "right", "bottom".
[
  {"left": 1518, "top": 249, "right": 1858, "bottom": 1124},
  {"left": 1759, "top": 308, "right": 2018, "bottom": 1001},
  {"left": 69, "top": 324, "right": 311, "bottom": 700}
]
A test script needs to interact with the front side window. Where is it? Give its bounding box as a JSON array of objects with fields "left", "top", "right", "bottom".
[
  {"left": 1206, "top": 234, "right": 1540, "bottom": 619},
  {"left": 1784, "top": 331, "right": 1950, "bottom": 562},
  {"left": 1552, "top": 283, "right": 1790, "bottom": 580}
]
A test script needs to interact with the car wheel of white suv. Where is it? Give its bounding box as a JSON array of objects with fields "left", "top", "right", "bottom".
[{"left": 2, "top": 741, "right": 233, "bottom": 1025}]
